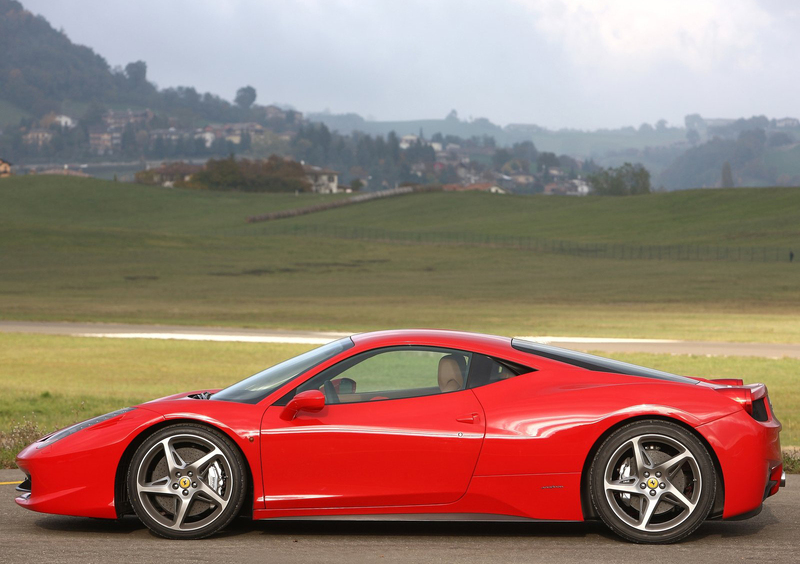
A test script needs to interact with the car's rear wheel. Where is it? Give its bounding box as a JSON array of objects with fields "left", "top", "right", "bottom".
[
  {"left": 127, "top": 423, "right": 247, "bottom": 539},
  {"left": 589, "top": 420, "right": 716, "bottom": 543}
]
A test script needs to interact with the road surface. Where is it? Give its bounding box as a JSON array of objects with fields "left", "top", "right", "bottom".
[{"left": 1, "top": 469, "right": 797, "bottom": 564}]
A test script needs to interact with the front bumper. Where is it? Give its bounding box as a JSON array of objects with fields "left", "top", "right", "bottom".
[{"left": 15, "top": 407, "right": 164, "bottom": 519}]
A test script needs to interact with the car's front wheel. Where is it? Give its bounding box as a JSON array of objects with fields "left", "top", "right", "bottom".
[
  {"left": 589, "top": 420, "right": 716, "bottom": 543},
  {"left": 127, "top": 423, "right": 247, "bottom": 539}
]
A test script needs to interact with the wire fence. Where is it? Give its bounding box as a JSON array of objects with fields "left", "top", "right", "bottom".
[{"left": 251, "top": 224, "right": 795, "bottom": 263}]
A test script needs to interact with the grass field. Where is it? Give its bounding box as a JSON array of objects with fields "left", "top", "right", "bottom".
[
  {"left": 2, "top": 176, "right": 800, "bottom": 342},
  {"left": 263, "top": 186, "right": 800, "bottom": 247},
  {"left": 1, "top": 333, "right": 797, "bottom": 468}
]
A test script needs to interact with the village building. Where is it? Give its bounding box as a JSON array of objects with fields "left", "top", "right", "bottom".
[
  {"left": 22, "top": 129, "right": 53, "bottom": 147},
  {"left": 399, "top": 134, "right": 419, "bottom": 150},
  {"left": 775, "top": 117, "right": 800, "bottom": 129},
  {"left": 103, "top": 109, "right": 153, "bottom": 129},
  {"left": 303, "top": 165, "right": 339, "bottom": 193},
  {"left": 443, "top": 182, "right": 506, "bottom": 194},
  {"left": 0, "top": 158, "right": 12, "bottom": 178},
  {"left": 53, "top": 115, "right": 77, "bottom": 129},
  {"left": 38, "top": 167, "right": 91, "bottom": 178},
  {"left": 136, "top": 162, "right": 203, "bottom": 187},
  {"left": 544, "top": 179, "right": 591, "bottom": 196},
  {"left": 262, "top": 105, "right": 287, "bottom": 120},
  {"left": 89, "top": 127, "right": 121, "bottom": 155}
]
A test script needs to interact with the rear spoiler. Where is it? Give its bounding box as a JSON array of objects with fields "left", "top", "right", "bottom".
[{"left": 698, "top": 378, "right": 768, "bottom": 416}]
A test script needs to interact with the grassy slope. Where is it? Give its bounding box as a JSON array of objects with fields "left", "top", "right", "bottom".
[
  {"left": 0, "top": 98, "right": 30, "bottom": 127},
  {"left": 266, "top": 188, "right": 800, "bottom": 247},
  {"left": 2, "top": 176, "right": 800, "bottom": 341}
]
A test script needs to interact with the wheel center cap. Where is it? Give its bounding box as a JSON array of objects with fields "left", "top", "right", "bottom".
[
  {"left": 179, "top": 477, "right": 191, "bottom": 489},
  {"left": 646, "top": 477, "right": 659, "bottom": 489}
]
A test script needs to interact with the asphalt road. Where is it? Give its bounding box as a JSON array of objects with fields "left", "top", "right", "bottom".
[
  {"left": 1, "top": 469, "right": 797, "bottom": 564},
  {"left": 3, "top": 320, "right": 800, "bottom": 358}
]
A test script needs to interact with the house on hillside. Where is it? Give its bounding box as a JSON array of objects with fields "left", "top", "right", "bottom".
[
  {"left": 303, "top": 165, "right": 339, "bottom": 193},
  {"left": 23, "top": 129, "right": 53, "bottom": 147},
  {"left": 0, "top": 158, "right": 12, "bottom": 178},
  {"left": 103, "top": 109, "right": 153, "bottom": 129},
  {"left": 443, "top": 183, "right": 506, "bottom": 194},
  {"left": 89, "top": 128, "right": 120, "bottom": 155},
  {"left": 137, "top": 162, "right": 203, "bottom": 187},
  {"left": 776, "top": 118, "right": 800, "bottom": 129},
  {"left": 54, "top": 115, "right": 77, "bottom": 129},
  {"left": 38, "top": 167, "right": 91, "bottom": 178},
  {"left": 262, "top": 105, "right": 287, "bottom": 120}
]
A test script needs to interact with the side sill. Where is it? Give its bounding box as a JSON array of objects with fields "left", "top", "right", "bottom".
[{"left": 254, "top": 512, "right": 578, "bottom": 523}]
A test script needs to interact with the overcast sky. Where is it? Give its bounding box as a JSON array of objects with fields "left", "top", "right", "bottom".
[{"left": 21, "top": 0, "right": 800, "bottom": 130}]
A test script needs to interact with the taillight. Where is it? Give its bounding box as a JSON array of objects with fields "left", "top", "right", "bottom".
[
  {"left": 716, "top": 386, "right": 753, "bottom": 414},
  {"left": 713, "top": 383, "right": 771, "bottom": 421}
]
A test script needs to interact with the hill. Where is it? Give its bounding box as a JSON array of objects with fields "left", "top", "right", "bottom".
[
  {"left": 2, "top": 176, "right": 800, "bottom": 342},
  {"left": 0, "top": 0, "right": 263, "bottom": 127},
  {"left": 309, "top": 111, "right": 688, "bottom": 158}
]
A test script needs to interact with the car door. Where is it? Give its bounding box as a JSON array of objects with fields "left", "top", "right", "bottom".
[{"left": 260, "top": 346, "right": 486, "bottom": 509}]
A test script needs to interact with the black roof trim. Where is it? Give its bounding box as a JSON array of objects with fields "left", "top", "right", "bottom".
[{"left": 511, "top": 339, "right": 698, "bottom": 385}]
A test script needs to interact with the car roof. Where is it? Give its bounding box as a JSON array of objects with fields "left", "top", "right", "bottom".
[{"left": 350, "top": 329, "right": 512, "bottom": 352}]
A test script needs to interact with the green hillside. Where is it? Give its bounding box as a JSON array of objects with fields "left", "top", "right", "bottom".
[
  {"left": 2, "top": 176, "right": 800, "bottom": 342},
  {"left": 0, "top": 98, "right": 30, "bottom": 127},
  {"left": 254, "top": 188, "right": 800, "bottom": 248}
]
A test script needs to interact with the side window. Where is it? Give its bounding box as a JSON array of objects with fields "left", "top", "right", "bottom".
[
  {"left": 296, "top": 347, "right": 472, "bottom": 404},
  {"left": 466, "top": 354, "right": 533, "bottom": 389}
]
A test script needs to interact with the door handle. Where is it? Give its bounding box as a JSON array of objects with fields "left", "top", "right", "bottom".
[{"left": 456, "top": 413, "right": 479, "bottom": 424}]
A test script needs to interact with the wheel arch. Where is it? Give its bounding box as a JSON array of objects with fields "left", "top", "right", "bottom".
[
  {"left": 578, "top": 414, "right": 725, "bottom": 521},
  {"left": 113, "top": 417, "right": 255, "bottom": 519}
]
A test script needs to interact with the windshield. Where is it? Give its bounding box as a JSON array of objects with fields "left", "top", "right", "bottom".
[{"left": 213, "top": 337, "right": 354, "bottom": 404}]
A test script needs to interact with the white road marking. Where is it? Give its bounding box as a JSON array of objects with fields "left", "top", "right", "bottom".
[
  {"left": 516, "top": 336, "right": 679, "bottom": 344},
  {"left": 78, "top": 333, "right": 335, "bottom": 345}
]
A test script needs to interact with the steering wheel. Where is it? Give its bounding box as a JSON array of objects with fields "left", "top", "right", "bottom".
[{"left": 322, "top": 380, "right": 340, "bottom": 404}]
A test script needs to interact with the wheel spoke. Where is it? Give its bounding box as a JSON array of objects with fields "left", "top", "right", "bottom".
[
  {"left": 629, "top": 436, "right": 652, "bottom": 472},
  {"left": 635, "top": 495, "right": 660, "bottom": 531},
  {"left": 138, "top": 476, "right": 172, "bottom": 495},
  {"left": 159, "top": 438, "right": 187, "bottom": 475},
  {"left": 170, "top": 496, "right": 192, "bottom": 530},
  {"left": 188, "top": 447, "right": 223, "bottom": 474},
  {"left": 666, "top": 487, "right": 697, "bottom": 512},
  {"left": 197, "top": 482, "right": 227, "bottom": 507},
  {"left": 660, "top": 451, "right": 693, "bottom": 479},
  {"left": 604, "top": 477, "right": 640, "bottom": 495}
]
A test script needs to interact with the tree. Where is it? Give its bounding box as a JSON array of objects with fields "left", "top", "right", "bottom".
[
  {"left": 125, "top": 61, "right": 148, "bottom": 86},
  {"left": 235, "top": 86, "right": 257, "bottom": 109},
  {"left": 686, "top": 128, "right": 701, "bottom": 146},
  {"left": 492, "top": 148, "right": 513, "bottom": 170},
  {"left": 589, "top": 163, "right": 651, "bottom": 196},
  {"left": 721, "top": 162, "right": 734, "bottom": 188},
  {"left": 684, "top": 114, "right": 705, "bottom": 131}
]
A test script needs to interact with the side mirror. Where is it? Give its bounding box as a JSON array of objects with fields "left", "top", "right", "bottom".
[{"left": 281, "top": 389, "right": 325, "bottom": 420}]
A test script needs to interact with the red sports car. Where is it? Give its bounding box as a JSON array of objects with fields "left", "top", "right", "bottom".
[{"left": 15, "top": 330, "right": 784, "bottom": 543}]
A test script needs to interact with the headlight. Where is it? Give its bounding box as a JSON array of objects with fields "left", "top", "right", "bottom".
[{"left": 36, "top": 407, "right": 136, "bottom": 449}]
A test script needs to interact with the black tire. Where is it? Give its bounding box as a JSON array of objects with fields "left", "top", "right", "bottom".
[
  {"left": 127, "top": 423, "right": 247, "bottom": 539},
  {"left": 589, "top": 420, "right": 716, "bottom": 543}
]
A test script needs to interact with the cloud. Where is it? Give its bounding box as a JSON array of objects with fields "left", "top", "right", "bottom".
[{"left": 512, "top": 0, "right": 772, "bottom": 71}]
